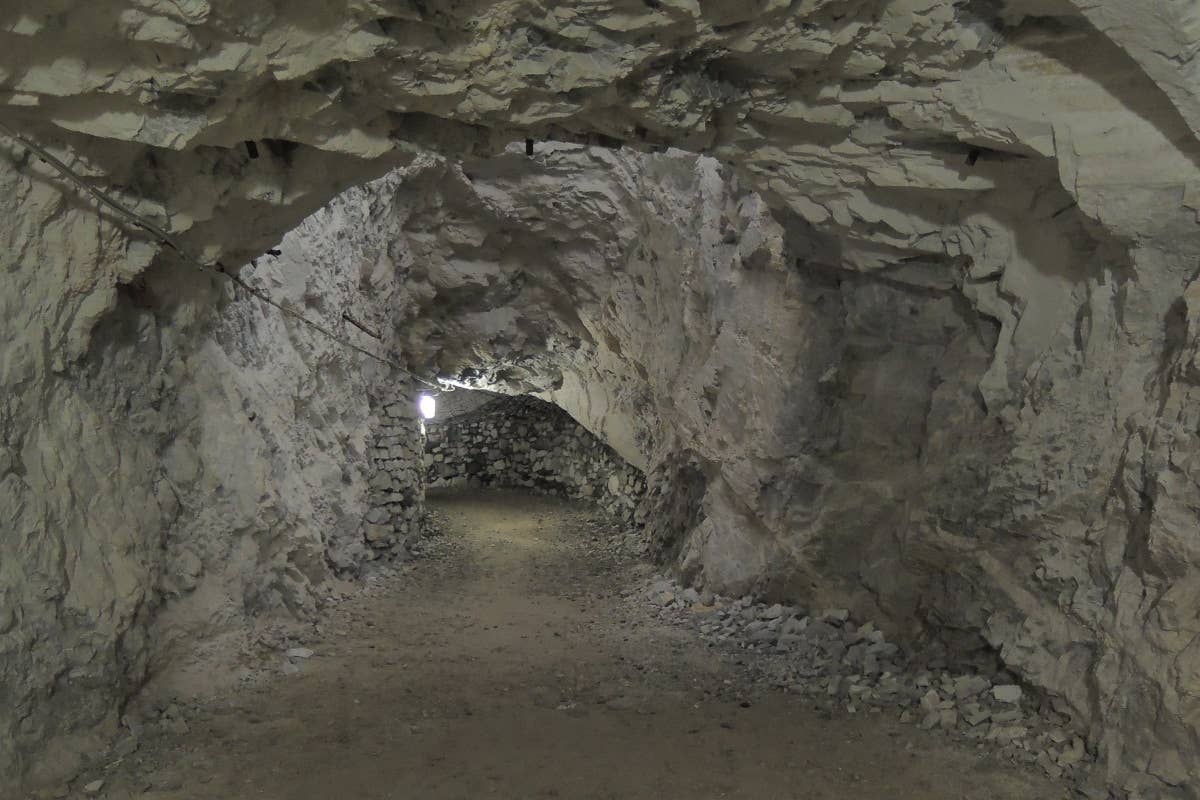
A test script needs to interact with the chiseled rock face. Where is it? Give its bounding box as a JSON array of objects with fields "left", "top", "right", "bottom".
[
  {"left": 0, "top": 166, "right": 420, "bottom": 789},
  {"left": 1, "top": 0, "right": 1200, "bottom": 794},
  {"left": 360, "top": 143, "right": 1120, "bottom": 760}
]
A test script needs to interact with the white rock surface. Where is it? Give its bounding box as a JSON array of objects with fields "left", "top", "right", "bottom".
[
  {"left": 1, "top": 2, "right": 1199, "bottom": 796},
  {"left": 993, "top": 685, "right": 1024, "bottom": 705}
]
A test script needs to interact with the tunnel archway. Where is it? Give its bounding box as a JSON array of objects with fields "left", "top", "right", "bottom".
[{"left": 422, "top": 390, "right": 646, "bottom": 522}]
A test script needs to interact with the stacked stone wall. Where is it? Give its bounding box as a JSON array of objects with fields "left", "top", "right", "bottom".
[
  {"left": 425, "top": 394, "right": 645, "bottom": 522},
  {"left": 364, "top": 392, "right": 426, "bottom": 553}
]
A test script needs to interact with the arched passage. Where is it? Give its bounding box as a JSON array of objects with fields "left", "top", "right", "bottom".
[{"left": 3, "top": 3, "right": 1200, "bottom": 795}]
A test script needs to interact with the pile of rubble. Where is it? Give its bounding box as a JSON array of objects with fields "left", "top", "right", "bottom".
[{"left": 637, "top": 576, "right": 1096, "bottom": 790}]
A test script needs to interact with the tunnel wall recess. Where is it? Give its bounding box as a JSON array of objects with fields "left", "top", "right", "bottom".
[{"left": 424, "top": 393, "right": 646, "bottom": 524}]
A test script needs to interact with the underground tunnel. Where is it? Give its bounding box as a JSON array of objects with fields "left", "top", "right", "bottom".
[{"left": 4, "top": 2, "right": 1200, "bottom": 798}]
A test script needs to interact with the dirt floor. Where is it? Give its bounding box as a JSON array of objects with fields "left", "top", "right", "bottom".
[{"left": 85, "top": 489, "right": 1069, "bottom": 799}]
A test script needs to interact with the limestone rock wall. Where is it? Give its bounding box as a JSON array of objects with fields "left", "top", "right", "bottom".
[
  {"left": 425, "top": 393, "right": 646, "bottom": 522},
  {"left": 1, "top": 0, "right": 1200, "bottom": 795},
  {"left": 352, "top": 143, "right": 1200, "bottom": 796},
  {"left": 0, "top": 166, "right": 424, "bottom": 792}
]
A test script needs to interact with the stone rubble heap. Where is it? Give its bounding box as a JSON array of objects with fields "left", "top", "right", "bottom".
[
  {"left": 425, "top": 394, "right": 646, "bottom": 523},
  {"left": 638, "top": 575, "right": 1099, "bottom": 793}
]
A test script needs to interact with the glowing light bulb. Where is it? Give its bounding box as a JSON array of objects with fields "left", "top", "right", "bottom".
[{"left": 418, "top": 394, "right": 436, "bottom": 420}]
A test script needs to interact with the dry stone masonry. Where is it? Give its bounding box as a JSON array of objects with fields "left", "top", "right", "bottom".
[
  {"left": 426, "top": 393, "right": 646, "bottom": 523},
  {"left": 364, "top": 388, "right": 427, "bottom": 554}
]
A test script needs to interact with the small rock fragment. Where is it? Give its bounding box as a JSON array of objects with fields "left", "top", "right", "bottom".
[
  {"left": 821, "top": 608, "right": 850, "bottom": 624},
  {"left": 991, "top": 684, "right": 1023, "bottom": 704},
  {"left": 952, "top": 674, "right": 990, "bottom": 700},
  {"left": 760, "top": 603, "right": 785, "bottom": 620},
  {"left": 1057, "top": 736, "right": 1086, "bottom": 766}
]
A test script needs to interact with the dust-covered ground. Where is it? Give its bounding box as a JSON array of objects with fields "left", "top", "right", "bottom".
[{"left": 64, "top": 490, "right": 1070, "bottom": 799}]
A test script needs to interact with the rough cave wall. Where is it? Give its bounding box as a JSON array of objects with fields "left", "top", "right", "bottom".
[
  {"left": 132, "top": 169, "right": 433, "bottom": 710},
  {"left": 383, "top": 144, "right": 1004, "bottom": 634},
  {"left": 1, "top": 0, "right": 1200, "bottom": 794},
  {"left": 0, "top": 166, "right": 426, "bottom": 790},
  {"left": 425, "top": 393, "right": 646, "bottom": 522},
  {"left": 280, "top": 141, "right": 1200, "bottom": 794}
]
